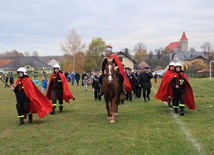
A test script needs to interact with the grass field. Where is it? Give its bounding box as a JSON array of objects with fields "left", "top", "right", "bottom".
[{"left": 0, "top": 77, "right": 213, "bottom": 155}]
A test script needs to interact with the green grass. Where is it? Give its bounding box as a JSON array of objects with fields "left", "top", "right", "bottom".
[{"left": 0, "top": 77, "right": 213, "bottom": 155}]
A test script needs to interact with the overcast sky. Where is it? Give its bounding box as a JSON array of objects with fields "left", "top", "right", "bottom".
[{"left": 0, "top": 0, "right": 214, "bottom": 56}]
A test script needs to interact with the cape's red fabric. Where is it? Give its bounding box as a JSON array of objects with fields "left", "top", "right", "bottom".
[
  {"left": 108, "top": 54, "right": 132, "bottom": 92},
  {"left": 46, "top": 72, "right": 75, "bottom": 103},
  {"left": 155, "top": 70, "right": 173, "bottom": 102},
  {"left": 156, "top": 71, "right": 195, "bottom": 110},
  {"left": 15, "top": 77, "right": 53, "bottom": 118}
]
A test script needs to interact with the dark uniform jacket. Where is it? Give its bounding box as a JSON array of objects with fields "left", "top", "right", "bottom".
[
  {"left": 134, "top": 72, "right": 142, "bottom": 88},
  {"left": 75, "top": 73, "right": 80, "bottom": 81},
  {"left": 170, "top": 71, "right": 186, "bottom": 93},
  {"left": 92, "top": 75, "right": 100, "bottom": 89},
  {"left": 49, "top": 73, "right": 63, "bottom": 90},
  {"left": 14, "top": 77, "right": 29, "bottom": 102},
  {"left": 141, "top": 72, "right": 153, "bottom": 88},
  {"left": 126, "top": 73, "right": 135, "bottom": 90}
]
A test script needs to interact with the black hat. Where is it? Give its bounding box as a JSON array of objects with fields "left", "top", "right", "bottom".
[{"left": 144, "top": 66, "right": 149, "bottom": 70}]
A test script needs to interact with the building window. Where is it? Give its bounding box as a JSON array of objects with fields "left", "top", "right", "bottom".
[
  {"left": 119, "top": 57, "right": 123, "bottom": 62},
  {"left": 26, "top": 66, "right": 30, "bottom": 69}
]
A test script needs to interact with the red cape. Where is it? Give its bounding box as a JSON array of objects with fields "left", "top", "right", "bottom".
[
  {"left": 155, "top": 70, "right": 173, "bottom": 102},
  {"left": 15, "top": 77, "right": 53, "bottom": 118},
  {"left": 46, "top": 72, "right": 75, "bottom": 103},
  {"left": 157, "top": 71, "right": 195, "bottom": 110},
  {"left": 108, "top": 54, "right": 132, "bottom": 92}
]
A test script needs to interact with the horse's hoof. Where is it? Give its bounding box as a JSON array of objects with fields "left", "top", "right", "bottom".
[
  {"left": 110, "top": 120, "right": 115, "bottom": 124},
  {"left": 107, "top": 117, "right": 111, "bottom": 120}
]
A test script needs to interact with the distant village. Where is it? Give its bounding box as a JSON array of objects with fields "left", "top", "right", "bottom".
[{"left": 0, "top": 32, "right": 213, "bottom": 78}]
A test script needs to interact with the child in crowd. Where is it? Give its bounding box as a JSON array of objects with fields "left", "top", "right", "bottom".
[
  {"left": 33, "top": 76, "right": 40, "bottom": 87},
  {"left": 83, "top": 75, "right": 89, "bottom": 91},
  {"left": 41, "top": 76, "right": 48, "bottom": 94}
]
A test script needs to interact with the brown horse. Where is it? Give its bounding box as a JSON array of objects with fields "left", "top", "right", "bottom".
[{"left": 101, "top": 57, "right": 121, "bottom": 123}]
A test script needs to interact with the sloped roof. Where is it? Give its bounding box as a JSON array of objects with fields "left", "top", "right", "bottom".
[
  {"left": 167, "top": 42, "right": 180, "bottom": 49},
  {"left": 180, "top": 31, "right": 188, "bottom": 40},
  {"left": 114, "top": 51, "right": 136, "bottom": 63},
  {"left": 39, "top": 56, "right": 63, "bottom": 63},
  {"left": 0, "top": 59, "right": 14, "bottom": 67},
  {"left": 138, "top": 61, "right": 149, "bottom": 69},
  {"left": 1, "top": 56, "right": 52, "bottom": 69},
  {"left": 42, "top": 57, "right": 53, "bottom": 63},
  {"left": 173, "top": 52, "right": 206, "bottom": 61}
]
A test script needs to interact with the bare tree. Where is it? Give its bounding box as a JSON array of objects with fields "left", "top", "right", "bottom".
[
  {"left": 133, "top": 42, "right": 147, "bottom": 63},
  {"left": 24, "top": 51, "right": 31, "bottom": 56},
  {"left": 134, "top": 42, "right": 147, "bottom": 51},
  {"left": 32, "top": 51, "right": 39, "bottom": 57},
  {"left": 0, "top": 50, "right": 24, "bottom": 59},
  {"left": 189, "top": 47, "right": 196, "bottom": 52},
  {"left": 61, "top": 28, "right": 85, "bottom": 72},
  {"left": 201, "top": 42, "right": 212, "bottom": 52}
]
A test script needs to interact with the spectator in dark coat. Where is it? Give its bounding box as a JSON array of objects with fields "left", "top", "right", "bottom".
[
  {"left": 92, "top": 70, "right": 101, "bottom": 101},
  {"left": 9, "top": 74, "right": 14, "bottom": 85},
  {"left": 4, "top": 74, "right": 9, "bottom": 88},
  {"left": 133, "top": 68, "right": 142, "bottom": 98},
  {"left": 126, "top": 68, "right": 135, "bottom": 101},
  {"left": 64, "top": 70, "right": 69, "bottom": 81},
  {"left": 75, "top": 72, "right": 80, "bottom": 86},
  {"left": 153, "top": 71, "right": 158, "bottom": 83},
  {"left": 141, "top": 67, "right": 153, "bottom": 102}
]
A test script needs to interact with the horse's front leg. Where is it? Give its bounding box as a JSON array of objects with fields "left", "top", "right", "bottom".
[
  {"left": 106, "top": 101, "right": 111, "bottom": 120},
  {"left": 110, "top": 100, "right": 116, "bottom": 124}
]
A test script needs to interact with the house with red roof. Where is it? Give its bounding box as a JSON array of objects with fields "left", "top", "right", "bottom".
[
  {"left": 166, "top": 31, "right": 188, "bottom": 53},
  {"left": 0, "top": 59, "right": 14, "bottom": 68},
  {"left": 0, "top": 60, "right": 14, "bottom": 74},
  {"left": 0, "top": 56, "right": 52, "bottom": 74}
]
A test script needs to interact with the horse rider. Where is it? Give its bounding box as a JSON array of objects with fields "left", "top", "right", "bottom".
[{"left": 99, "top": 45, "right": 132, "bottom": 95}]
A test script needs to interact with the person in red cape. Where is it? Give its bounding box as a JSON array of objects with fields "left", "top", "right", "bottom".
[
  {"left": 166, "top": 63, "right": 195, "bottom": 115},
  {"left": 100, "top": 45, "right": 132, "bottom": 96},
  {"left": 11, "top": 67, "right": 53, "bottom": 126},
  {"left": 46, "top": 64, "right": 75, "bottom": 114},
  {"left": 155, "top": 62, "right": 175, "bottom": 108}
]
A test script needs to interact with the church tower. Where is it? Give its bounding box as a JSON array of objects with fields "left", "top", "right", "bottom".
[{"left": 179, "top": 31, "right": 188, "bottom": 52}]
